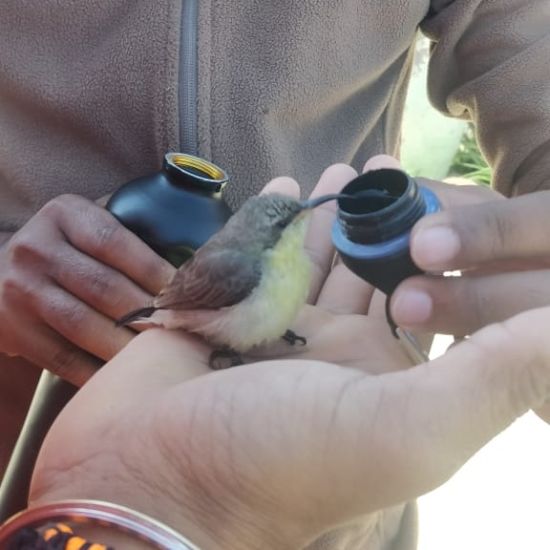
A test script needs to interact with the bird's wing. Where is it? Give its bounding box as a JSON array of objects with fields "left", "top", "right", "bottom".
[{"left": 154, "top": 248, "right": 262, "bottom": 310}]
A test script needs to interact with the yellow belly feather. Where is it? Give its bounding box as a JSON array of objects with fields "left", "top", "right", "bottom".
[{"left": 200, "top": 217, "right": 311, "bottom": 351}]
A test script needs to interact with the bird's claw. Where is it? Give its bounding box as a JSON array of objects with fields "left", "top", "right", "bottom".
[{"left": 282, "top": 329, "right": 307, "bottom": 346}]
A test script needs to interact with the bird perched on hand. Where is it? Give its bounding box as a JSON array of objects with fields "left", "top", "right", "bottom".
[{"left": 117, "top": 192, "right": 346, "bottom": 368}]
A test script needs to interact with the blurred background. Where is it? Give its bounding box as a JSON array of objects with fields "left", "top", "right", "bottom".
[{"left": 400, "top": 37, "right": 550, "bottom": 550}]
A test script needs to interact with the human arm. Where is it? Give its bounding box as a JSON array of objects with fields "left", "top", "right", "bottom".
[
  {"left": 21, "top": 165, "right": 550, "bottom": 550},
  {"left": 422, "top": 0, "right": 550, "bottom": 196},
  {"left": 23, "top": 299, "right": 550, "bottom": 549}
]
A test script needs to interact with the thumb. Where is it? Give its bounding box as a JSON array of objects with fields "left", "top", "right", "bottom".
[
  {"left": 345, "top": 306, "right": 550, "bottom": 514},
  {"left": 291, "top": 306, "right": 550, "bottom": 527}
]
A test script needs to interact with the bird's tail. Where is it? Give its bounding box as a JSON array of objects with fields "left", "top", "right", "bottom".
[{"left": 115, "top": 306, "right": 158, "bottom": 327}]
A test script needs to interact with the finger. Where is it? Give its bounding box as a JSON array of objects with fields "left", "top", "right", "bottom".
[
  {"left": 260, "top": 177, "right": 301, "bottom": 198},
  {"left": 35, "top": 285, "right": 135, "bottom": 361},
  {"left": 315, "top": 263, "right": 375, "bottom": 314},
  {"left": 363, "top": 154, "right": 501, "bottom": 212},
  {"left": 49, "top": 243, "right": 154, "bottom": 319},
  {"left": 361, "top": 154, "right": 402, "bottom": 172},
  {"left": 417, "top": 176, "right": 502, "bottom": 210},
  {"left": 43, "top": 194, "right": 175, "bottom": 294},
  {"left": 360, "top": 155, "right": 499, "bottom": 210},
  {"left": 391, "top": 270, "right": 550, "bottom": 335},
  {"left": 314, "top": 156, "right": 403, "bottom": 313},
  {"left": 409, "top": 191, "right": 550, "bottom": 272},
  {"left": 305, "top": 164, "right": 358, "bottom": 303},
  {"left": 16, "top": 322, "right": 101, "bottom": 386}
]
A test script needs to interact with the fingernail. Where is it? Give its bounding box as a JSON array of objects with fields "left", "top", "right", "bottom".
[
  {"left": 362, "top": 155, "right": 401, "bottom": 172},
  {"left": 413, "top": 226, "right": 460, "bottom": 269},
  {"left": 392, "top": 289, "right": 432, "bottom": 325}
]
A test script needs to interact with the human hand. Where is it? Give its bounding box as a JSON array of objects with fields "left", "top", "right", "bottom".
[
  {"left": 24, "top": 163, "right": 412, "bottom": 549},
  {"left": 388, "top": 173, "right": 550, "bottom": 337},
  {"left": 0, "top": 194, "right": 174, "bottom": 385},
  {"left": 26, "top": 163, "right": 548, "bottom": 549},
  {"left": 292, "top": 154, "right": 497, "bottom": 361},
  {"left": 253, "top": 161, "right": 412, "bottom": 372},
  {"left": 386, "top": 177, "right": 550, "bottom": 422},
  {"left": 28, "top": 301, "right": 550, "bottom": 549}
]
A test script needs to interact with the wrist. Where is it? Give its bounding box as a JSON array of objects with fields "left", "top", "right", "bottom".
[
  {"left": 29, "top": 395, "right": 302, "bottom": 549},
  {"left": 28, "top": 469, "right": 275, "bottom": 550},
  {"left": 0, "top": 500, "right": 202, "bottom": 550}
]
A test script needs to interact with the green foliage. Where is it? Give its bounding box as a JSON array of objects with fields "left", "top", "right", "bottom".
[{"left": 447, "top": 124, "right": 492, "bottom": 185}]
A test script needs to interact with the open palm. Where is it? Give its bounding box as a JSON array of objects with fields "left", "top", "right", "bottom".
[{"left": 27, "top": 162, "right": 550, "bottom": 549}]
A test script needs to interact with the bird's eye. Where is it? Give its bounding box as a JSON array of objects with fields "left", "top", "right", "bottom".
[{"left": 276, "top": 219, "right": 289, "bottom": 229}]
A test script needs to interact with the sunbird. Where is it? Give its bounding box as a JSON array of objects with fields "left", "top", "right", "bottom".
[{"left": 117, "top": 192, "right": 347, "bottom": 367}]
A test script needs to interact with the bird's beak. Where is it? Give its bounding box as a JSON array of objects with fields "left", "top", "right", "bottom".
[{"left": 299, "top": 193, "right": 352, "bottom": 210}]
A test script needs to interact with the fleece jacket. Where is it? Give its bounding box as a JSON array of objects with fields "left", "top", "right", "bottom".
[
  {"left": 1, "top": 1, "right": 550, "bottom": 234},
  {"left": 1, "top": 3, "right": 549, "bottom": 547}
]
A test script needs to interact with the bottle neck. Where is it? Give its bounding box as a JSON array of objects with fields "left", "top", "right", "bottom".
[
  {"left": 163, "top": 152, "right": 228, "bottom": 194},
  {"left": 336, "top": 169, "right": 426, "bottom": 244}
]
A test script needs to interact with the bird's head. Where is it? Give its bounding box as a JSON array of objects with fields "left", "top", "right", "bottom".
[{"left": 228, "top": 192, "right": 347, "bottom": 253}]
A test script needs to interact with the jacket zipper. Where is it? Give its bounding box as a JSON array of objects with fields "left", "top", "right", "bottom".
[{"left": 179, "top": 0, "right": 198, "bottom": 155}]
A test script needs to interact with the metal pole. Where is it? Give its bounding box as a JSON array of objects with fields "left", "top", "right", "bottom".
[{"left": 0, "top": 372, "right": 76, "bottom": 522}]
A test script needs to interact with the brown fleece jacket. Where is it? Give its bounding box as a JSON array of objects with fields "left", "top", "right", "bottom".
[
  {"left": 2, "top": 1, "right": 549, "bottom": 233},
  {"left": 1, "top": 1, "right": 549, "bottom": 548}
]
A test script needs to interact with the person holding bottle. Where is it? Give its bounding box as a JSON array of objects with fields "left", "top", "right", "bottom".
[{"left": 1, "top": 0, "right": 549, "bottom": 498}]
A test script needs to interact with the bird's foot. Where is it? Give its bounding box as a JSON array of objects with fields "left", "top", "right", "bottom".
[
  {"left": 209, "top": 348, "right": 244, "bottom": 370},
  {"left": 281, "top": 329, "right": 307, "bottom": 346}
]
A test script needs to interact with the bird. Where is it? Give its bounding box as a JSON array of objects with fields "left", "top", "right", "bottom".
[{"left": 116, "top": 192, "right": 347, "bottom": 368}]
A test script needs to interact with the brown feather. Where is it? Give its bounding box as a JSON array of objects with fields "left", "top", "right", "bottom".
[{"left": 154, "top": 247, "right": 261, "bottom": 310}]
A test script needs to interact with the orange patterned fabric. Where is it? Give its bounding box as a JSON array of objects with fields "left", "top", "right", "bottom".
[{"left": 10, "top": 523, "right": 113, "bottom": 549}]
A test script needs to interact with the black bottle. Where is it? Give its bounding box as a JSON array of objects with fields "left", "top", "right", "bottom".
[
  {"left": 106, "top": 153, "right": 233, "bottom": 266},
  {"left": 332, "top": 168, "right": 440, "bottom": 295}
]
